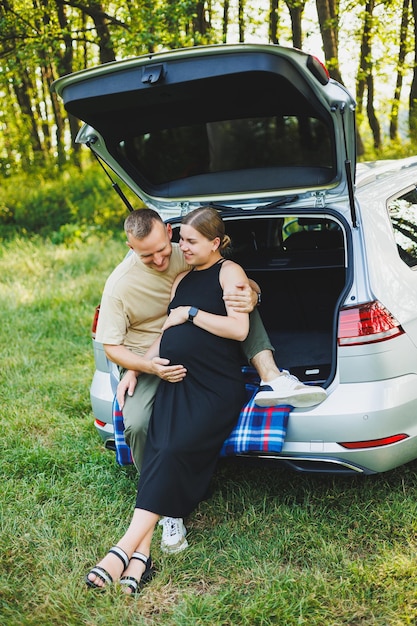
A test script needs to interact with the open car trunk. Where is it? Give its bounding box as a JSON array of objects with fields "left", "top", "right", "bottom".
[
  {"left": 52, "top": 42, "right": 353, "bottom": 390},
  {"left": 172, "top": 212, "right": 347, "bottom": 388}
]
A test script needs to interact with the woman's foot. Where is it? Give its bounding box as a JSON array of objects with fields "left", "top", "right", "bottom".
[
  {"left": 85, "top": 545, "right": 129, "bottom": 590},
  {"left": 120, "top": 551, "right": 155, "bottom": 595}
]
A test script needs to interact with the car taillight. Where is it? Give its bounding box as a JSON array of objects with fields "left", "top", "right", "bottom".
[
  {"left": 338, "top": 301, "right": 404, "bottom": 346},
  {"left": 91, "top": 305, "right": 100, "bottom": 338}
]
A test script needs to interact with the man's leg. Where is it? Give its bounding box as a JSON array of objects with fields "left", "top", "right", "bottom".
[
  {"left": 242, "top": 309, "right": 327, "bottom": 408},
  {"left": 122, "top": 373, "right": 160, "bottom": 473},
  {"left": 241, "top": 309, "right": 278, "bottom": 373},
  {"left": 122, "top": 372, "right": 188, "bottom": 553}
]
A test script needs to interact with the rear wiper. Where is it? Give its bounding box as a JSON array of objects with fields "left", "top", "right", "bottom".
[
  {"left": 207, "top": 196, "right": 299, "bottom": 212},
  {"left": 255, "top": 196, "right": 299, "bottom": 210},
  {"left": 200, "top": 195, "right": 300, "bottom": 213},
  {"left": 206, "top": 202, "right": 241, "bottom": 212}
]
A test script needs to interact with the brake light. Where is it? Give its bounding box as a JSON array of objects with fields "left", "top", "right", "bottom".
[
  {"left": 92, "top": 305, "right": 100, "bottom": 338},
  {"left": 338, "top": 433, "right": 408, "bottom": 449},
  {"left": 338, "top": 301, "right": 404, "bottom": 346},
  {"left": 95, "top": 419, "right": 107, "bottom": 427},
  {"left": 307, "top": 55, "right": 330, "bottom": 85}
]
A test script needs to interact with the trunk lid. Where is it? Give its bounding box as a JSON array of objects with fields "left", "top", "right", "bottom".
[{"left": 51, "top": 44, "right": 356, "bottom": 222}]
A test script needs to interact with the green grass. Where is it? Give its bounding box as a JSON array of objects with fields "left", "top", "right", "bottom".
[{"left": 1, "top": 236, "right": 417, "bottom": 626}]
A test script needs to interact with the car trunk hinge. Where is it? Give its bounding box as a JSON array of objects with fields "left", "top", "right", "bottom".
[
  {"left": 86, "top": 139, "right": 134, "bottom": 212},
  {"left": 179, "top": 201, "right": 190, "bottom": 215},
  {"left": 312, "top": 191, "right": 326, "bottom": 208},
  {"left": 339, "top": 104, "right": 358, "bottom": 228}
]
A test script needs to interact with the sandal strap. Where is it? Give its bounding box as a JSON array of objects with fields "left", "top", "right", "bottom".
[
  {"left": 131, "top": 551, "right": 149, "bottom": 566},
  {"left": 109, "top": 546, "right": 129, "bottom": 570},
  {"left": 120, "top": 575, "right": 139, "bottom": 593},
  {"left": 87, "top": 565, "right": 113, "bottom": 586}
]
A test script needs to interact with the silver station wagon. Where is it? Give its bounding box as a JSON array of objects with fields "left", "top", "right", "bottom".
[{"left": 52, "top": 44, "right": 417, "bottom": 475}]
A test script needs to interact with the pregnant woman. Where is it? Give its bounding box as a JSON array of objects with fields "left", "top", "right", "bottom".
[{"left": 85, "top": 206, "right": 249, "bottom": 594}]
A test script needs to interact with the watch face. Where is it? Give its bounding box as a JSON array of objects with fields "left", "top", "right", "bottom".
[{"left": 188, "top": 306, "right": 198, "bottom": 321}]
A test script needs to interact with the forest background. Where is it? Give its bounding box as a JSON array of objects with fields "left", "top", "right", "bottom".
[{"left": 1, "top": 0, "right": 417, "bottom": 239}]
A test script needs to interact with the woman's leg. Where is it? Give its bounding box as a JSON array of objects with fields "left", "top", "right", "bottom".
[
  {"left": 119, "top": 524, "right": 156, "bottom": 594},
  {"left": 86, "top": 509, "right": 159, "bottom": 588}
]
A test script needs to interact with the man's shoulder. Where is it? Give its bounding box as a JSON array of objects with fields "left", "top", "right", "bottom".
[{"left": 103, "top": 253, "right": 140, "bottom": 291}]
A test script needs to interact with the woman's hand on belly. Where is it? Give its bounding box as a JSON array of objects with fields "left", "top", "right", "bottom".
[{"left": 161, "top": 306, "right": 189, "bottom": 331}]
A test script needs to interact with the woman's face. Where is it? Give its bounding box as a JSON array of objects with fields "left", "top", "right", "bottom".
[{"left": 179, "top": 224, "right": 220, "bottom": 267}]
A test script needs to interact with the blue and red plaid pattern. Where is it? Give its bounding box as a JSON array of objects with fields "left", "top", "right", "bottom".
[
  {"left": 220, "top": 386, "right": 291, "bottom": 456},
  {"left": 112, "top": 384, "right": 291, "bottom": 466},
  {"left": 112, "top": 396, "right": 133, "bottom": 466}
]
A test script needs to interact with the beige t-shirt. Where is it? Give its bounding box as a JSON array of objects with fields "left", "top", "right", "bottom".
[{"left": 95, "top": 244, "right": 189, "bottom": 356}]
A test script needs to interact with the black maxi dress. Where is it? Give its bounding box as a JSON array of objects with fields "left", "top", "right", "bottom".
[{"left": 135, "top": 260, "right": 246, "bottom": 518}]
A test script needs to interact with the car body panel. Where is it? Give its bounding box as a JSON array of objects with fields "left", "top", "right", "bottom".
[{"left": 355, "top": 168, "right": 417, "bottom": 327}]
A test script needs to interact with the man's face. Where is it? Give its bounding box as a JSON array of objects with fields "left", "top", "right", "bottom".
[{"left": 127, "top": 221, "right": 173, "bottom": 272}]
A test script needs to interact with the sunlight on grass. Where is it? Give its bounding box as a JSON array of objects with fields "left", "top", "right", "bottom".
[{"left": 1, "top": 236, "right": 417, "bottom": 625}]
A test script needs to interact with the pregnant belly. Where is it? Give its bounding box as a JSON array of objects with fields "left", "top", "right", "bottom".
[{"left": 159, "top": 323, "right": 197, "bottom": 364}]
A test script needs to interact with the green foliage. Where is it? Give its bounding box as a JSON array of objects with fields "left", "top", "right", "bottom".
[
  {"left": 359, "top": 137, "right": 417, "bottom": 162},
  {"left": 0, "top": 163, "right": 138, "bottom": 242}
]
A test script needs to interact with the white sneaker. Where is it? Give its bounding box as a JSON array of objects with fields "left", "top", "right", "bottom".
[
  {"left": 159, "top": 517, "right": 188, "bottom": 554},
  {"left": 254, "top": 370, "right": 327, "bottom": 408}
]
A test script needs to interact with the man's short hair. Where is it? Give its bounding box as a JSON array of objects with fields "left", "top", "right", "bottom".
[{"left": 124, "top": 209, "right": 164, "bottom": 239}]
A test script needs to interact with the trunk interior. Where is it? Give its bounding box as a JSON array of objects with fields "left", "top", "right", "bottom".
[
  {"left": 173, "top": 213, "right": 346, "bottom": 387},
  {"left": 226, "top": 214, "right": 346, "bottom": 386}
]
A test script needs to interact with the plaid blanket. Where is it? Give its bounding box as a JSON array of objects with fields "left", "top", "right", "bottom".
[
  {"left": 112, "top": 385, "right": 291, "bottom": 466},
  {"left": 112, "top": 396, "right": 133, "bottom": 466},
  {"left": 220, "top": 385, "right": 291, "bottom": 457}
]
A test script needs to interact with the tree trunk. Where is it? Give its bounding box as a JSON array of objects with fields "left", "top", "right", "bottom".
[
  {"left": 89, "top": 1, "right": 117, "bottom": 63},
  {"left": 193, "top": 2, "right": 210, "bottom": 39},
  {"left": 269, "top": 0, "right": 279, "bottom": 44},
  {"left": 238, "top": 0, "right": 245, "bottom": 42},
  {"left": 285, "top": 0, "right": 305, "bottom": 49},
  {"left": 223, "top": 0, "right": 230, "bottom": 43},
  {"left": 315, "top": 0, "right": 343, "bottom": 83},
  {"left": 357, "top": 0, "right": 381, "bottom": 149},
  {"left": 13, "top": 67, "right": 44, "bottom": 161},
  {"left": 390, "top": 0, "right": 410, "bottom": 140},
  {"left": 409, "top": 0, "right": 417, "bottom": 140},
  {"left": 55, "top": 0, "right": 81, "bottom": 161},
  {"left": 366, "top": 74, "right": 381, "bottom": 149}
]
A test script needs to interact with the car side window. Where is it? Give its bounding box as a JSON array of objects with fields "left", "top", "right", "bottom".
[{"left": 387, "top": 187, "right": 417, "bottom": 268}]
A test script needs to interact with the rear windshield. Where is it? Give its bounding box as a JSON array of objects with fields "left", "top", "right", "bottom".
[
  {"left": 118, "top": 114, "right": 333, "bottom": 186},
  {"left": 116, "top": 113, "right": 335, "bottom": 197}
]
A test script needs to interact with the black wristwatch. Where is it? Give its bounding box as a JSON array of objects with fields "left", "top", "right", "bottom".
[{"left": 188, "top": 306, "right": 199, "bottom": 323}]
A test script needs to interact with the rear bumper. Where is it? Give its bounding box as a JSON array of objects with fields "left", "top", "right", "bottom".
[
  {"left": 91, "top": 368, "right": 113, "bottom": 411},
  {"left": 281, "top": 373, "right": 417, "bottom": 473},
  {"left": 90, "top": 365, "right": 417, "bottom": 474}
]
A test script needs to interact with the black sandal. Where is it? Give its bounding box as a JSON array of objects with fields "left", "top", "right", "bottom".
[
  {"left": 85, "top": 545, "right": 129, "bottom": 590},
  {"left": 119, "top": 551, "right": 155, "bottom": 595}
]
